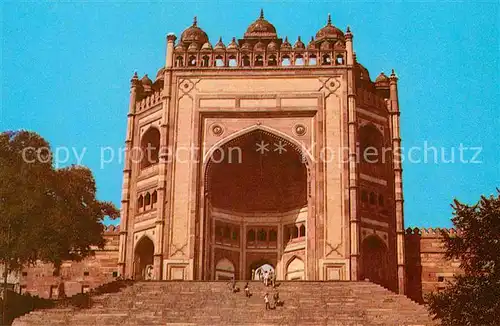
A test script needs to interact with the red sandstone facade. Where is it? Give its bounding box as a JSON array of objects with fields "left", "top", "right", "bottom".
[
  {"left": 14, "top": 13, "right": 460, "bottom": 303},
  {"left": 117, "top": 12, "right": 406, "bottom": 293},
  {"left": 17, "top": 226, "right": 120, "bottom": 299}
]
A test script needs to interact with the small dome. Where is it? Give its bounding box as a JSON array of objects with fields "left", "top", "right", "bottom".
[
  {"left": 355, "top": 63, "right": 371, "bottom": 81},
  {"left": 180, "top": 17, "right": 209, "bottom": 45},
  {"left": 375, "top": 72, "right": 389, "bottom": 83},
  {"left": 156, "top": 67, "right": 165, "bottom": 80},
  {"left": 174, "top": 43, "right": 186, "bottom": 52},
  {"left": 254, "top": 41, "right": 266, "bottom": 51},
  {"left": 141, "top": 74, "right": 153, "bottom": 86},
  {"left": 307, "top": 36, "right": 317, "bottom": 50},
  {"left": 188, "top": 42, "right": 199, "bottom": 52},
  {"left": 315, "top": 14, "right": 344, "bottom": 42},
  {"left": 227, "top": 37, "right": 239, "bottom": 50},
  {"left": 294, "top": 36, "right": 305, "bottom": 50},
  {"left": 201, "top": 42, "right": 213, "bottom": 51},
  {"left": 267, "top": 41, "right": 278, "bottom": 52},
  {"left": 280, "top": 37, "right": 292, "bottom": 51},
  {"left": 214, "top": 37, "right": 226, "bottom": 51},
  {"left": 244, "top": 9, "right": 277, "bottom": 39}
]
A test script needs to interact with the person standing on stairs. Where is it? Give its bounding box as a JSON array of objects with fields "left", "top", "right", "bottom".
[
  {"left": 264, "top": 293, "right": 270, "bottom": 310},
  {"left": 244, "top": 282, "right": 251, "bottom": 297}
]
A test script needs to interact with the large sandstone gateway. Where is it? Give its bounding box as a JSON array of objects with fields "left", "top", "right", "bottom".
[{"left": 118, "top": 11, "right": 405, "bottom": 294}]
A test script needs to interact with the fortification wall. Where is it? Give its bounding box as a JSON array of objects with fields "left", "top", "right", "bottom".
[
  {"left": 405, "top": 227, "right": 462, "bottom": 302},
  {"left": 18, "top": 225, "right": 120, "bottom": 299}
]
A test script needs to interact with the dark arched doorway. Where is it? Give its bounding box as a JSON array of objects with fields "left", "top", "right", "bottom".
[
  {"left": 134, "top": 237, "right": 154, "bottom": 280},
  {"left": 361, "top": 235, "right": 389, "bottom": 287},
  {"left": 201, "top": 129, "right": 309, "bottom": 280}
]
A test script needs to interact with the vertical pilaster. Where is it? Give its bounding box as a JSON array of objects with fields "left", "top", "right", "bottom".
[
  {"left": 389, "top": 70, "right": 406, "bottom": 294},
  {"left": 118, "top": 72, "right": 139, "bottom": 278},
  {"left": 153, "top": 33, "right": 177, "bottom": 280},
  {"left": 345, "top": 27, "right": 360, "bottom": 281}
]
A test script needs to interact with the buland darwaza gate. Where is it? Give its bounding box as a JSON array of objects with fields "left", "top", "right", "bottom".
[{"left": 118, "top": 10, "right": 406, "bottom": 293}]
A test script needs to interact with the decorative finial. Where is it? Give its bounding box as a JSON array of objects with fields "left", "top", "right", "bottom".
[
  {"left": 346, "top": 26, "right": 351, "bottom": 33},
  {"left": 285, "top": 36, "right": 288, "bottom": 42},
  {"left": 298, "top": 36, "right": 301, "bottom": 42},
  {"left": 260, "top": 8, "right": 264, "bottom": 19},
  {"left": 218, "top": 36, "right": 222, "bottom": 42},
  {"left": 391, "top": 69, "right": 396, "bottom": 76},
  {"left": 193, "top": 16, "right": 197, "bottom": 26},
  {"left": 327, "top": 13, "right": 332, "bottom": 25},
  {"left": 133, "top": 71, "right": 138, "bottom": 78},
  {"left": 232, "top": 37, "right": 236, "bottom": 42},
  {"left": 311, "top": 36, "right": 314, "bottom": 42}
]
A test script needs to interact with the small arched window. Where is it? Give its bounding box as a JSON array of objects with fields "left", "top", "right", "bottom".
[
  {"left": 378, "top": 194, "right": 384, "bottom": 207},
  {"left": 299, "top": 225, "right": 306, "bottom": 237},
  {"left": 369, "top": 192, "right": 376, "bottom": 205},
  {"left": 137, "top": 195, "right": 144, "bottom": 213},
  {"left": 268, "top": 55, "right": 277, "bottom": 66},
  {"left": 151, "top": 191, "right": 158, "bottom": 208},
  {"left": 336, "top": 54, "right": 344, "bottom": 65},
  {"left": 254, "top": 55, "right": 264, "bottom": 66},
  {"left": 188, "top": 55, "right": 197, "bottom": 67},
  {"left": 248, "top": 229, "right": 255, "bottom": 242},
  {"left": 175, "top": 56, "right": 184, "bottom": 67},
  {"left": 231, "top": 230, "right": 238, "bottom": 241},
  {"left": 281, "top": 55, "right": 291, "bottom": 66},
  {"left": 361, "top": 190, "right": 368, "bottom": 202},
  {"left": 269, "top": 229, "right": 277, "bottom": 242},
  {"left": 228, "top": 55, "right": 237, "bottom": 67},
  {"left": 308, "top": 54, "right": 317, "bottom": 65},
  {"left": 322, "top": 54, "right": 331, "bottom": 65},
  {"left": 294, "top": 55, "right": 304, "bottom": 66},
  {"left": 292, "top": 226, "right": 299, "bottom": 238},
  {"left": 242, "top": 55, "right": 251, "bottom": 67},
  {"left": 140, "top": 128, "right": 160, "bottom": 169},
  {"left": 145, "top": 192, "right": 151, "bottom": 207},
  {"left": 215, "top": 55, "right": 224, "bottom": 67},
  {"left": 201, "top": 55, "right": 210, "bottom": 67},
  {"left": 224, "top": 226, "right": 231, "bottom": 239},
  {"left": 258, "top": 229, "right": 267, "bottom": 241}
]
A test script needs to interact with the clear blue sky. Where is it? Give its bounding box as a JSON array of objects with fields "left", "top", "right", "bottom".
[{"left": 1, "top": 1, "right": 499, "bottom": 227}]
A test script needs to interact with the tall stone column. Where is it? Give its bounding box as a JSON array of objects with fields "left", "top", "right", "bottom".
[
  {"left": 389, "top": 70, "right": 406, "bottom": 294},
  {"left": 118, "top": 72, "right": 139, "bottom": 278},
  {"left": 345, "top": 27, "right": 360, "bottom": 281},
  {"left": 153, "top": 33, "right": 177, "bottom": 280}
]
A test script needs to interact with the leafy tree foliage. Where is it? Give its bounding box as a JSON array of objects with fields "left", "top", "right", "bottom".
[
  {"left": 427, "top": 191, "right": 500, "bottom": 326},
  {"left": 0, "top": 130, "right": 119, "bottom": 286}
]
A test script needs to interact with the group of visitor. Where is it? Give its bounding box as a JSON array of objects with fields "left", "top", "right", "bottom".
[{"left": 229, "top": 275, "right": 283, "bottom": 311}]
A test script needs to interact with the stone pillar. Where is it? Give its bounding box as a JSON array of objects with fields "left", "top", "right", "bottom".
[
  {"left": 152, "top": 33, "right": 177, "bottom": 280},
  {"left": 118, "top": 72, "right": 139, "bottom": 278},
  {"left": 345, "top": 27, "right": 360, "bottom": 281},
  {"left": 389, "top": 70, "right": 406, "bottom": 294}
]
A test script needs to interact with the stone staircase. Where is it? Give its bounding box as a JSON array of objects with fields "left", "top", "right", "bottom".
[{"left": 13, "top": 281, "right": 436, "bottom": 325}]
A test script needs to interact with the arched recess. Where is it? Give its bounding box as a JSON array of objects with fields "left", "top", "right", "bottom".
[
  {"left": 215, "top": 258, "right": 235, "bottom": 280},
  {"left": 134, "top": 236, "right": 154, "bottom": 280},
  {"left": 286, "top": 256, "right": 305, "bottom": 280},
  {"left": 360, "top": 235, "right": 390, "bottom": 287},
  {"left": 359, "top": 124, "right": 387, "bottom": 176},
  {"left": 140, "top": 127, "right": 160, "bottom": 169},
  {"left": 197, "top": 125, "right": 314, "bottom": 280}
]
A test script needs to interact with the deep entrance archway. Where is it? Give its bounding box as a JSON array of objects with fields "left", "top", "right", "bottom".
[
  {"left": 361, "top": 235, "right": 389, "bottom": 287},
  {"left": 202, "top": 129, "right": 309, "bottom": 280},
  {"left": 207, "top": 129, "right": 307, "bottom": 212},
  {"left": 134, "top": 237, "right": 154, "bottom": 280}
]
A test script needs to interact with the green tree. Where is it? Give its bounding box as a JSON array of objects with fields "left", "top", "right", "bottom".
[
  {"left": 427, "top": 191, "right": 500, "bottom": 326},
  {"left": 0, "top": 131, "right": 119, "bottom": 324}
]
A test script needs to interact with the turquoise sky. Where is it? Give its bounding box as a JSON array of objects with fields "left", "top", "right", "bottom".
[{"left": 1, "top": 1, "right": 499, "bottom": 227}]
